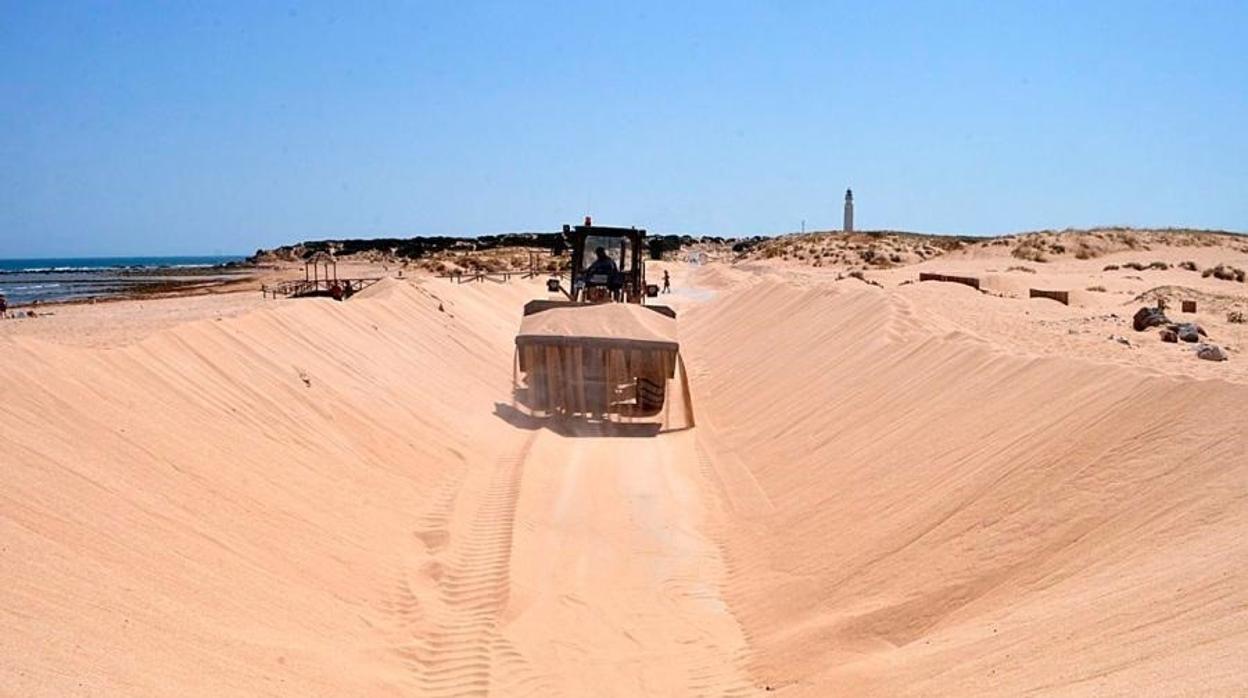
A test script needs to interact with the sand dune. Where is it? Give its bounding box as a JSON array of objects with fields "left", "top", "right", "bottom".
[
  {"left": 1, "top": 280, "right": 530, "bottom": 694},
  {"left": 3, "top": 245, "right": 1246, "bottom": 695},
  {"left": 682, "top": 276, "right": 1246, "bottom": 695}
]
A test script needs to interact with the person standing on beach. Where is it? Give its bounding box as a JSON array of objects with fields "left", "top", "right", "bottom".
[
  {"left": 0, "top": 293, "right": 7, "bottom": 318},
  {"left": 662, "top": 270, "right": 671, "bottom": 294}
]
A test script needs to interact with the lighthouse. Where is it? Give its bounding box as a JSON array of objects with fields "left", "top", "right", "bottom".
[{"left": 843, "top": 188, "right": 854, "bottom": 233}]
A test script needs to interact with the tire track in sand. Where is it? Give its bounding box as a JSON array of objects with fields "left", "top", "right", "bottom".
[
  {"left": 388, "top": 433, "right": 558, "bottom": 697},
  {"left": 502, "top": 429, "right": 758, "bottom": 696}
]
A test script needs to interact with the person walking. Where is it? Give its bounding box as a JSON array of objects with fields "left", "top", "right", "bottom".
[{"left": 662, "top": 270, "right": 671, "bottom": 294}]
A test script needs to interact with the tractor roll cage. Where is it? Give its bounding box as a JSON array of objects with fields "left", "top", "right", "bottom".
[{"left": 563, "top": 224, "right": 652, "bottom": 304}]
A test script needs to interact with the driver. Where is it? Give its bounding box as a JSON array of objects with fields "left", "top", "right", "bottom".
[{"left": 585, "top": 247, "right": 618, "bottom": 278}]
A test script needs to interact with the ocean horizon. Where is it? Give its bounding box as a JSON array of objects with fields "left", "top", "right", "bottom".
[{"left": 0, "top": 255, "right": 246, "bottom": 305}]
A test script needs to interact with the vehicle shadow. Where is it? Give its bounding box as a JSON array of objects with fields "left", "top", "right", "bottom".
[{"left": 493, "top": 402, "right": 670, "bottom": 438}]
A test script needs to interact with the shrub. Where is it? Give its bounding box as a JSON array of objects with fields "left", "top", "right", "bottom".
[
  {"left": 1103, "top": 264, "right": 1119, "bottom": 271},
  {"left": 1179, "top": 260, "right": 1199, "bottom": 271},
  {"left": 1006, "top": 265, "right": 1037, "bottom": 273},
  {"left": 1148, "top": 261, "right": 1170, "bottom": 270},
  {"left": 1203, "top": 264, "right": 1246, "bottom": 282},
  {"left": 1012, "top": 244, "right": 1048, "bottom": 263},
  {"left": 1229, "top": 310, "right": 1245, "bottom": 324},
  {"left": 1086, "top": 285, "right": 1107, "bottom": 292},
  {"left": 847, "top": 270, "right": 883, "bottom": 287}
]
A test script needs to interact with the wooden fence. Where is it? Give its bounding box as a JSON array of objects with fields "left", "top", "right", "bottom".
[
  {"left": 918, "top": 273, "right": 981, "bottom": 290},
  {"left": 438, "top": 270, "right": 570, "bottom": 284},
  {"left": 1028, "top": 288, "right": 1070, "bottom": 305}
]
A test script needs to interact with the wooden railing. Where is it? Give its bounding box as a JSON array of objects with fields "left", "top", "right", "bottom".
[
  {"left": 262, "top": 277, "right": 382, "bottom": 299},
  {"left": 438, "top": 270, "right": 569, "bottom": 284}
]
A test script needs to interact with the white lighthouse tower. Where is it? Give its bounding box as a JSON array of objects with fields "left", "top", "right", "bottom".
[{"left": 843, "top": 188, "right": 854, "bottom": 233}]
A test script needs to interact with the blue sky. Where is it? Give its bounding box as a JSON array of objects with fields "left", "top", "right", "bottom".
[{"left": 1, "top": 1, "right": 1245, "bottom": 256}]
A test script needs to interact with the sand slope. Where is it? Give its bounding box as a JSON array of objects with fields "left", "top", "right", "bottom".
[
  {"left": 1, "top": 280, "right": 532, "bottom": 694},
  {"left": 682, "top": 277, "right": 1247, "bottom": 695},
  {"left": 3, "top": 256, "right": 1247, "bottom": 695}
]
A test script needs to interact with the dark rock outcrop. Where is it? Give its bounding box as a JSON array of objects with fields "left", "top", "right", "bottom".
[
  {"left": 1132, "top": 306, "right": 1169, "bottom": 332},
  {"left": 1174, "top": 323, "right": 1206, "bottom": 343}
]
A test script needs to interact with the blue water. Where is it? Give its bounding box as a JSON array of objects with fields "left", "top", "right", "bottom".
[
  {"left": 0, "top": 256, "right": 242, "bottom": 273},
  {"left": 0, "top": 256, "right": 245, "bottom": 305}
]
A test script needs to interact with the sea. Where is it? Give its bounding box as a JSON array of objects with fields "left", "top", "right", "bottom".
[{"left": 0, "top": 256, "right": 246, "bottom": 305}]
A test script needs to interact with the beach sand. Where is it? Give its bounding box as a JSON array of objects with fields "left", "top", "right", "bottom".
[{"left": 2, "top": 237, "right": 1246, "bottom": 695}]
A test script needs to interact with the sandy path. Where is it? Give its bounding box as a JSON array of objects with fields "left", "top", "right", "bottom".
[
  {"left": 506, "top": 428, "right": 753, "bottom": 696},
  {"left": 391, "top": 424, "right": 754, "bottom": 696},
  {"left": 380, "top": 272, "right": 755, "bottom": 695}
]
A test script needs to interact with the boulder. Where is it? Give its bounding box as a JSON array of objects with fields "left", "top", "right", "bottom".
[
  {"left": 1159, "top": 329, "right": 1178, "bottom": 343},
  {"left": 1196, "top": 344, "right": 1228, "bottom": 362},
  {"left": 1132, "top": 306, "right": 1169, "bottom": 332},
  {"left": 1175, "top": 323, "right": 1205, "bottom": 343}
]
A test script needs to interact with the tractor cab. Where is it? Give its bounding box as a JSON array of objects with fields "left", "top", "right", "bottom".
[
  {"left": 529, "top": 220, "right": 671, "bottom": 318},
  {"left": 562, "top": 222, "right": 659, "bottom": 304}
]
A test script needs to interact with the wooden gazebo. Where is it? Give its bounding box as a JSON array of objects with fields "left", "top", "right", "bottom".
[
  {"left": 305, "top": 251, "right": 338, "bottom": 287},
  {"left": 261, "top": 250, "right": 382, "bottom": 300}
]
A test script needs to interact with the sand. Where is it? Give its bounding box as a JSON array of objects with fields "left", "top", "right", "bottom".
[{"left": 2, "top": 238, "right": 1246, "bottom": 695}]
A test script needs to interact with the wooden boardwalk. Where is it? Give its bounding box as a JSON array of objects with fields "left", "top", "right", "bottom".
[
  {"left": 438, "top": 270, "right": 568, "bottom": 284},
  {"left": 263, "top": 277, "right": 381, "bottom": 300}
]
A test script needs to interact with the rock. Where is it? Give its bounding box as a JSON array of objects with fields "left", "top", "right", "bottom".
[
  {"left": 1132, "top": 306, "right": 1169, "bottom": 332},
  {"left": 1159, "top": 329, "right": 1178, "bottom": 343},
  {"left": 1109, "top": 334, "right": 1131, "bottom": 346},
  {"left": 1175, "top": 323, "right": 1204, "bottom": 343},
  {"left": 1196, "top": 344, "right": 1228, "bottom": 362}
]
